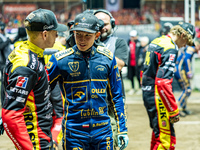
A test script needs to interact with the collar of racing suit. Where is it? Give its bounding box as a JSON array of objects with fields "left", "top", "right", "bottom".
[
  {"left": 24, "top": 40, "right": 45, "bottom": 58},
  {"left": 72, "top": 45, "right": 97, "bottom": 59},
  {"left": 166, "top": 35, "right": 178, "bottom": 50}
]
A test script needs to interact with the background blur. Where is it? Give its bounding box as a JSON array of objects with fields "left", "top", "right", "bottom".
[
  {"left": 1, "top": 0, "right": 200, "bottom": 91},
  {"left": 1, "top": 0, "right": 200, "bottom": 42},
  {"left": 0, "top": 0, "right": 200, "bottom": 90}
]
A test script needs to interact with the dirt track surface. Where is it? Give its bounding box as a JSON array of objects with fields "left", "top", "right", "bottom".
[{"left": 0, "top": 91, "right": 200, "bottom": 150}]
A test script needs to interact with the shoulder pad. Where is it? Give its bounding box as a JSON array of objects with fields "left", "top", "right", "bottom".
[
  {"left": 14, "top": 41, "right": 24, "bottom": 48},
  {"left": 96, "top": 46, "right": 113, "bottom": 60},
  {"left": 186, "top": 46, "right": 195, "bottom": 54},
  {"left": 152, "top": 36, "right": 176, "bottom": 52},
  {"left": 55, "top": 48, "right": 74, "bottom": 60},
  {"left": 8, "top": 48, "right": 37, "bottom": 73},
  {"left": 8, "top": 47, "right": 29, "bottom": 65}
]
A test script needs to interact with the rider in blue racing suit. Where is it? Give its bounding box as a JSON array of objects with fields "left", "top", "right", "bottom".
[
  {"left": 47, "top": 12, "right": 128, "bottom": 150},
  {"left": 174, "top": 42, "right": 199, "bottom": 116}
]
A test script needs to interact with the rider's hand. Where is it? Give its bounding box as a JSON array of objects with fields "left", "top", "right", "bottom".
[
  {"left": 117, "top": 134, "right": 129, "bottom": 150},
  {"left": 170, "top": 114, "right": 180, "bottom": 124}
]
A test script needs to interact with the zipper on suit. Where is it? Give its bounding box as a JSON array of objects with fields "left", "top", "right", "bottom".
[{"left": 86, "top": 56, "right": 93, "bottom": 131}]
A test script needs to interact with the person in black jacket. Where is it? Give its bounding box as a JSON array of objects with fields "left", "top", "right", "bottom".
[
  {"left": 0, "top": 21, "right": 12, "bottom": 106},
  {"left": 0, "top": 22, "right": 11, "bottom": 65}
]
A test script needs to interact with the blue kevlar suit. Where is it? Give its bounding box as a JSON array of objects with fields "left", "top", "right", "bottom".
[
  {"left": 47, "top": 45, "right": 127, "bottom": 150},
  {"left": 174, "top": 46, "right": 195, "bottom": 110}
]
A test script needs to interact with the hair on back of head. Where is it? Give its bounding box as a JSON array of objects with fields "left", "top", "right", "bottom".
[{"left": 170, "top": 25, "right": 194, "bottom": 46}]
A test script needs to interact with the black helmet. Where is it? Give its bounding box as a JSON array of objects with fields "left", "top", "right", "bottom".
[{"left": 160, "top": 22, "right": 173, "bottom": 35}]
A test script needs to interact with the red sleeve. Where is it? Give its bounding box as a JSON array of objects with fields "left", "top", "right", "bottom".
[
  {"left": 155, "top": 78, "right": 179, "bottom": 117},
  {"left": 2, "top": 108, "right": 33, "bottom": 150},
  {"left": 2, "top": 67, "right": 38, "bottom": 149}
]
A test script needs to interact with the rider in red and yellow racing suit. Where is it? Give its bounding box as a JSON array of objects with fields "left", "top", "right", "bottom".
[
  {"left": 142, "top": 35, "right": 179, "bottom": 150},
  {"left": 2, "top": 41, "right": 53, "bottom": 150}
]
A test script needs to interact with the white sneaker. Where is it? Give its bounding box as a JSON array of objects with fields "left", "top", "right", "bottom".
[{"left": 127, "top": 89, "right": 135, "bottom": 95}]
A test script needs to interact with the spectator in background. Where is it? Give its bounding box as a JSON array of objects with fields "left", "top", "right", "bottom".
[
  {"left": 0, "top": 21, "right": 11, "bottom": 136},
  {"left": 0, "top": 21, "right": 12, "bottom": 105},
  {"left": 1, "top": 8, "right": 68, "bottom": 149},
  {"left": 137, "top": 36, "right": 149, "bottom": 88},
  {"left": 127, "top": 30, "right": 141, "bottom": 95},
  {"left": 12, "top": 27, "right": 28, "bottom": 48},
  {"left": 174, "top": 38, "right": 200, "bottom": 117},
  {"left": 67, "top": 20, "right": 74, "bottom": 30},
  {"left": 94, "top": 9, "right": 129, "bottom": 150},
  {"left": 0, "top": 21, "right": 12, "bottom": 70},
  {"left": 66, "top": 20, "right": 75, "bottom": 48}
]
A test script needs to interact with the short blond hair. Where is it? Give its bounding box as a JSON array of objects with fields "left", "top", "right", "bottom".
[{"left": 170, "top": 25, "right": 193, "bottom": 46}]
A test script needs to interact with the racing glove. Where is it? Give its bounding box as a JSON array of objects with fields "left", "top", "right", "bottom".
[
  {"left": 53, "top": 140, "right": 58, "bottom": 150},
  {"left": 170, "top": 114, "right": 180, "bottom": 124},
  {"left": 118, "top": 134, "right": 129, "bottom": 150},
  {"left": 187, "top": 73, "right": 193, "bottom": 79},
  {"left": 0, "top": 117, "right": 4, "bottom": 135}
]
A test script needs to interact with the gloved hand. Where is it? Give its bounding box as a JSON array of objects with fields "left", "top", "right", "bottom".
[
  {"left": 170, "top": 114, "right": 180, "bottom": 124},
  {"left": 118, "top": 134, "right": 129, "bottom": 150},
  {"left": 187, "top": 73, "right": 193, "bottom": 79},
  {"left": 0, "top": 117, "right": 4, "bottom": 135},
  {"left": 53, "top": 140, "right": 58, "bottom": 150}
]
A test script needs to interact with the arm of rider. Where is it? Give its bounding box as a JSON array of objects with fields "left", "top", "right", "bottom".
[
  {"left": 118, "top": 133, "right": 129, "bottom": 150},
  {"left": 170, "top": 114, "right": 180, "bottom": 124},
  {"left": 115, "top": 57, "right": 125, "bottom": 72}
]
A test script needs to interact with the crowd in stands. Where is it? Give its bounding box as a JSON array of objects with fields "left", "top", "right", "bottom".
[
  {"left": 0, "top": 6, "right": 82, "bottom": 30},
  {"left": 1, "top": 5, "right": 200, "bottom": 29}
]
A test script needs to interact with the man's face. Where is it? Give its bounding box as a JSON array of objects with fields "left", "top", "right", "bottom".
[
  {"left": 74, "top": 31, "right": 97, "bottom": 52},
  {"left": 95, "top": 12, "right": 112, "bottom": 40},
  {"left": 46, "top": 30, "right": 58, "bottom": 48},
  {"left": 130, "top": 36, "right": 138, "bottom": 41}
]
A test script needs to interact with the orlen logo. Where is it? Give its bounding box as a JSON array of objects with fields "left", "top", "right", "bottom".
[{"left": 16, "top": 76, "right": 28, "bottom": 89}]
